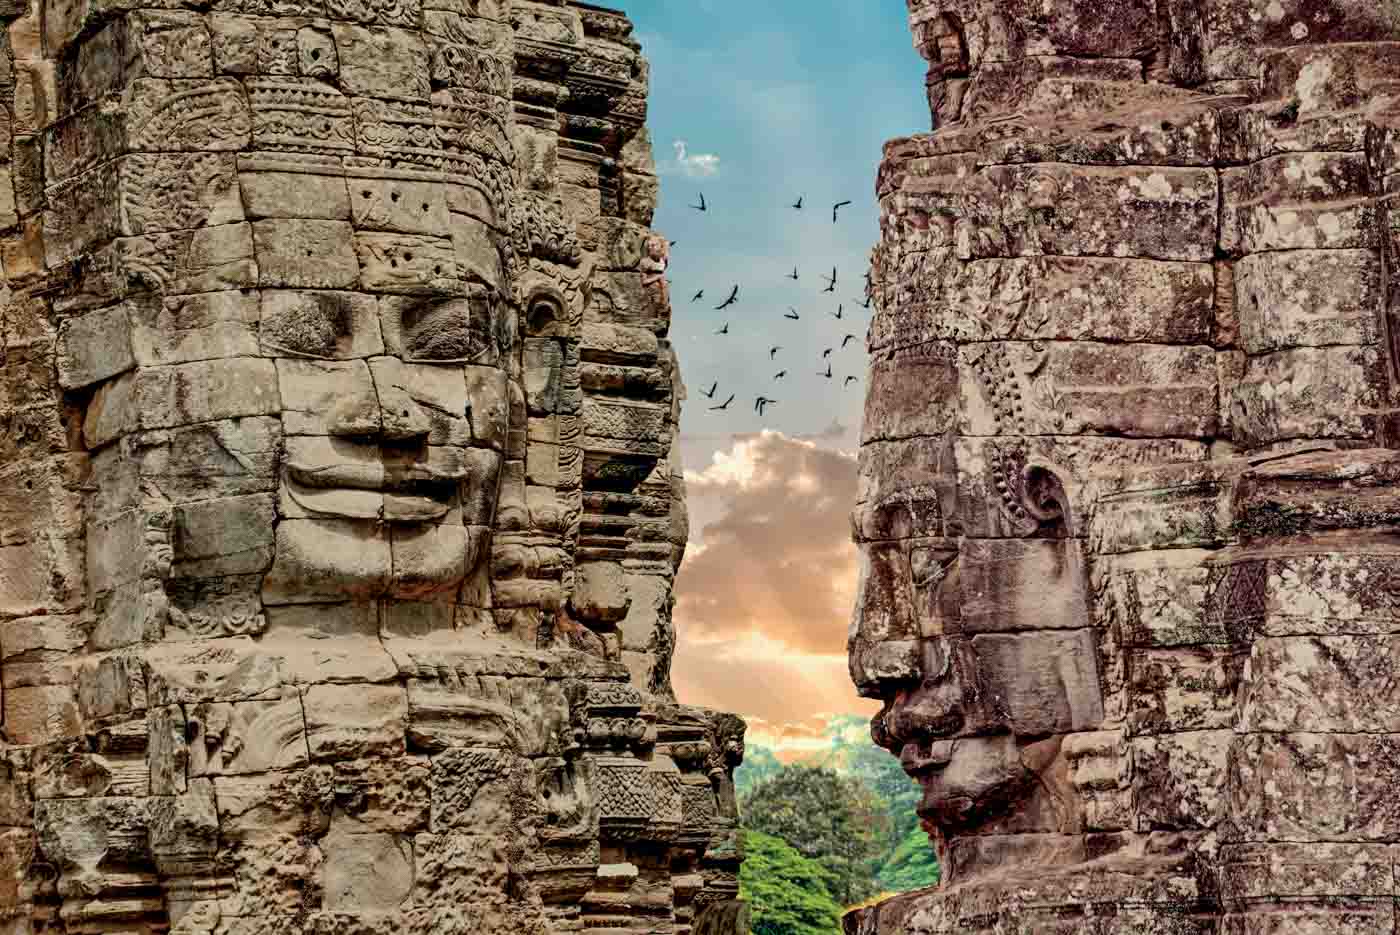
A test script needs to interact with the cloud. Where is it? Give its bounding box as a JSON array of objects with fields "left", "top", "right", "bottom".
[
  {"left": 676, "top": 430, "right": 859, "bottom": 656},
  {"left": 661, "top": 139, "right": 722, "bottom": 178},
  {"left": 670, "top": 631, "right": 878, "bottom": 731}
]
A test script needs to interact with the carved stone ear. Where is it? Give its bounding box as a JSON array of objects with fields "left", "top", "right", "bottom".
[
  {"left": 1020, "top": 463, "right": 1071, "bottom": 535},
  {"left": 523, "top": 285, "right": 568, "bottom": 338}
]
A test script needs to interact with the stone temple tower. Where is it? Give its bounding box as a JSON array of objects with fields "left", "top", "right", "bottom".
[
  {"left": 0, "top": 1, "right": 746, "bottom": 932},
  {"left": 848, "top": 1, "right": 1400, "bottom": 933}
]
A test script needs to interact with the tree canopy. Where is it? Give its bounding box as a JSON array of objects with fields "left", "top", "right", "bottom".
[
  {"left": 740, "top": 764, "right": 891, "bottom": 906},
  {"left": 740, "top": 830, "right": 845, "bottom": 935}
]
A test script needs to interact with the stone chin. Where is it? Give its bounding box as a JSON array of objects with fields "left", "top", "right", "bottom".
[{"left": 902, "top": 734, "right": 1031, "bottom": 837}]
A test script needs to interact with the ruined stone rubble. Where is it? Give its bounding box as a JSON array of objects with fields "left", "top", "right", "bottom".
[
  {"left": 0, "top": 1, "right": 747, "bottom": 932},
  {"left": 848, "top": 1, "right": 1400, "bottom": 933}
]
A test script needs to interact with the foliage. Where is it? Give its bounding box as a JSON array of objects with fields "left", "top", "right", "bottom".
[
  {"left": 737, "top": 715, "right": 939, "bottom": 923},
  {"left": 875, "top": 826, "right": 941, "bottom": 893},
  {"left": 735, "top": 744, "right": 784, "bottom": 797},
  {"left": 824, "top": 714, "right": 923, "bottom": 842},
  {"left": 740, "top": 764, "right": 891, "bottom": 905},
  {"left": 740, "top": 830, "right": 845, "bottom": 935}
]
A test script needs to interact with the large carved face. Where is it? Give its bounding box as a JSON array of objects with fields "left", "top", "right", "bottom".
[
  {"left": 258, "top": 265, "right": 511, "bottom": 608},
  {"left": 850, "top": 0, "right": 1400, "bottom": 898},
  {"left": 848, "top": 346, "right": 1106, "bottom": 847}
]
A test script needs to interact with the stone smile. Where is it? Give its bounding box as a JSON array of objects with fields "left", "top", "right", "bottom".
[{"left": 284, "top": 460, "right": 466, "bottom": 522}]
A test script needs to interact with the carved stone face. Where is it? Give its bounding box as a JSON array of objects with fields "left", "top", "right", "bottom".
[
  {"left": 850, "top": 0, "right": 1400, "bottom": 909},
  {"left": 258, "top": 279, "right": 510, "bottom": 608},
  {"left": 849, "top": 376, "right": 1105, "bottom": 845}
]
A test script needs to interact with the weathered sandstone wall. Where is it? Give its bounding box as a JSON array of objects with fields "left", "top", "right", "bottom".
[
  {"left": 0, "top": 1, "right": 746, "bottom": 932},
  {"left": 849, "top": 1, "right": 1400, "bottom": 932}
]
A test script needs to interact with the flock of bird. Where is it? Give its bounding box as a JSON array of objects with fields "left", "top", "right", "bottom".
[{"left": 674, "top": 193, "right": 868, "bottom": 420}]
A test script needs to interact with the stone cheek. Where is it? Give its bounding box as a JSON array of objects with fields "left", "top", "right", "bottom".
[
  {"left": 0, "top": 0, "right": 744, "bottom": 931},
  {"left": 851, "top": 1, "right": 1400, "bottom": 931}
]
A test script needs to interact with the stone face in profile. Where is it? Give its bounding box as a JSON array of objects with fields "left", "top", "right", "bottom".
[
  {"left": 849, "top": 1, "right": 1400, "bottom": 931},
  {"left": 0, "top": 2, "right": 744, "bottom": 932}
]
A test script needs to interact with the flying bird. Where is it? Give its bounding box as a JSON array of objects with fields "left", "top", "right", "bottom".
[
  {"left": 702, "top": 381, "right": 718, "bottom": 399},
  {"left": 714, "top": 285, "right": 739, "bottom": 310},
  {"left": 822, "top": 267, "right": 837, "bottom": 293},
  {"left": 773, "top": 370, "right": 787, "bottom": 380},
  {"left": 786, "top": 267, "right": 799, "bottom": 281},
  {"left": 822, "top": 348, "right": 833, "bottom": 359},
  {"left": 690, "top": 192, "right": 707, "bottom": 212},
  {"left": 755, "top": 396, "right": 776, "bottom": 416},
  {"left": 792, "top": 195, "right": 803, "bottom": 210},
  {"left": 691, "top": 289, "right": 704, "bottom": 302},
  {"left": 832, "top": 304, "right": 843, "bottom": 320},
  {"left": 853, "top": 295, "right": 873, "bottom": 309},
  {"left": 844, "top": 375, "right": 858, "bottom": 386},
  {"left": 711, "top": 394, "right": 734, "bottom": 411},
  {"left": 715, "top": 323, "right": 729, "bottom": 335},
  {"left": 818, "top": 362, "right": 832, "bottom": 378},
  {"left": 841, "top": 334, "right": 858, "bottom": 348},
  {"left": 783, "top": 308, "right": 800, "bottom": 321},
  {"left": 669, "top": 240, "right": 677, "bottom": 247},
  {"left": 832, "top": 200, "right": 851, "bottom": 223},
  {"left": 769, "top": 346, "right": 782, "bottom": 359}
]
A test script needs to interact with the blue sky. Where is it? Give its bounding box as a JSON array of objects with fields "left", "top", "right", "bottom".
[
  {"left": 632, "top": 0, "right": 927, "bottom": 449},
  {"left": 626, "top": 1, "right": 930, "bottom": 743}
]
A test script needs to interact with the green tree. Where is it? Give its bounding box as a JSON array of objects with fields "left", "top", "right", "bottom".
[
  {"left": 875, "top": 826, "right": 940, "bottom": 892},
  {"left": 823, "top": 714, "right": 938, "bottom": 892},
  {"left": 740, "top": 765, "right": 890, "bottom": 906},
  {"left": 734, "top": 744, "right": 783, "bottom": 797},
  {"left": 739, "top": 830, "right": 843, "bottom": 935}
]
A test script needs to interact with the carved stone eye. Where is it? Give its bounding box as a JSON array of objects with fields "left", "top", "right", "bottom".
[
  {"left": 401, "top": 293, "right": 492, "bottom": 363},
  {"left": 261, "top": 292, "right": 351, "bottom": 358}
]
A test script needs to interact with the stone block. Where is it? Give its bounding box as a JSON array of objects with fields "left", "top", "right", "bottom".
[
  {"left": 55, "top": 304, "right": 135, "bottom": 390},
  {"left": 172, "top": 493, "right": 276, "bottom": 577},
  {"left": 960, "top": 538, "right": 1090, "bottom": 634},
  {"left": 1221, "top": 152, "right": 1376, "bottom": 254},
  {"left": 353, "top": 231, "right": 459, "bottom": 294},
  {"left": 238, "top": 156, "right": 350, "bottom": 220},
  {"left": 253, "top": 219, "right": 360, "bottom": 289},
  {"left": 321, "top": 824, "right": 414, "bottom": 911},
  {"left": 347, "top": 174, "right": 450, "bottom": 234},
  {"left": 960, "top": 341, "right": 1218, "bottom": 439},
  {"left": 130, "top": 290, "right": 261, "bottom": 365},
  {"left": 1240, "top": 636, "right": 1400, "bottom": 733},
  {"left": 1230, "top": 346, "right": 1384, "bottom": 447},
  {"left": 331, "top": 25, "right": 429, "bottom": 101},
  {"left": 84, "top": 358, "right": 280, "bottom": 447},
  {"left": 275, "top": 358, "right": 378, "bottom": 436},
  {"left": 1230, "top": 732, "right": 1400, "bottom": 842},
  {"left": 1126, "top": 646, "right": 1244, "bottom": 735},
  {"left": 2, "top": 684, "right": 81, "bottom": 744},
  {"left": 188, "top": 695, "right": 309, "bottom": 775},
  {"left": 863, "top": 341, "right": 957, "bottom": 443},
  {"left": 972, "top": 630, "right": 1104, "bottom": 736},
  {"left": 1235, "top": 249, "right": 1380, "bottom": 354},
  {"left": 303, "top": 683, "right": 407, "bottom": 760},
  {"left": 260, "top": 290, "right": 383, "bottom": 360},
  {"left": 262, "top": 518, "right": 391, "bottom": 605},
  {"left": 962, "top": 163, "right": 1218, "bottom": 262}
]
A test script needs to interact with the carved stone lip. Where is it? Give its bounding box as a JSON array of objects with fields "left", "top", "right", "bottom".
[
  {"left": 286, "top": 460, "right": 466, "bottom": 492},
  {"left": 900, "top": 738, "right": 956, "bottom": 778},
  {"left": 283, "top": 461, "right": 463, "bottom": 523}
]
